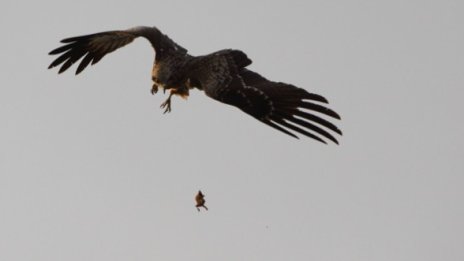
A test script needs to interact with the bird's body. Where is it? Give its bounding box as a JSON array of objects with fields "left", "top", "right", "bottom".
[
  {"left": 195, "top": 190, "right": 208, "bottom": 211},
  {"left": 49, "top": 26, "right": 342, "bottom": 144}
]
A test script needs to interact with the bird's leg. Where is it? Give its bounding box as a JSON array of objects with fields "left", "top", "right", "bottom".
[
  {"left": 160, "top": 92, "right": 173, "bottom": 114},
  {"left": 151, "top": 83, "right": 159, "bottom": 95},
  {"left": 151, "top": 75, "right": 163, "bottom": 95},
  {"left": 196, "top": 204, "right": 208, "bottom": 211},
  {"left": 160, "top": 87, "right": 190, "bottom": 114}
]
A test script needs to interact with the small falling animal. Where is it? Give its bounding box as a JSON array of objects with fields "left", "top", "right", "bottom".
[{"left": 195, "top": 190, "right": 208, "bottom": 211}]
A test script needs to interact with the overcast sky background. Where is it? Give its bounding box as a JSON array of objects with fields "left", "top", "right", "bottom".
[{"left": 1, "top": 0, "right": 463, "bottom": 260}]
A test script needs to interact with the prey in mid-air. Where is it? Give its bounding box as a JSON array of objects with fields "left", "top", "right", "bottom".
[
  {"left": 48, "top": 26, "right": 342, "bottom": 144},
  {"left": 195, "top": 190, "right": 208, "bottom": 212}
]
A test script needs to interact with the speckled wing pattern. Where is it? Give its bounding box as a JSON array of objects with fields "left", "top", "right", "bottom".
[{"left": 191, "top": 50, "right": 342, "bottom": 144}]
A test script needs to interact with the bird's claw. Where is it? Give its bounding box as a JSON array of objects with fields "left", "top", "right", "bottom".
[
  {"left": 160, "top": 98, "right": 172, "bottom": 114},
  {"left": 151, "top": 84, "right": 159, "bottom": 95}
]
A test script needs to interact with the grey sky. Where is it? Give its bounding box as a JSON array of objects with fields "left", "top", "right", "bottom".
[{"left": 1, "top": 0, "right": 463, "bottom": 260}]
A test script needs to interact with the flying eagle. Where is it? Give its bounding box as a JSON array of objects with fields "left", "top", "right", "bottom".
[{"left": 48, "top": 26, "right": 342, "bottom": 144}]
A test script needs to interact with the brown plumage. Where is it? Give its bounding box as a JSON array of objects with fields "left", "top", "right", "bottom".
[
  {"left": 48, "top": 26, "right": 342, "bottom": 144},
  {"left": 195, "top": 190, "right": 208, "bottom": 211}
]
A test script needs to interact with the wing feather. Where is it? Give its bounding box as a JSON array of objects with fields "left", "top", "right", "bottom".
[
  {"left": 191, "top": 51, "right": 342, "bottom": 143},
  {"left": 48, "top": 26, "right": 186, "bottom": 75},
  {"left": 75, "top": 53, "right": 95, "bottom": 75},
  {"left": 48, "top": 30, "right": 136, "bottom": 74},
  {"left": 239, "top": 71, "right": 342, "bottom": 143},
  {"left": 261, "top": 120, "right": 299, "bottom": 139},
  {"left": 273, "top": 111, "right": 338, "bottom": 144},
  {"left": 272, "top": 118, "right": 327, "bottom": 144}
]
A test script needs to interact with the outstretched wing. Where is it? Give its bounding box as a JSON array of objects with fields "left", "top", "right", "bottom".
[
  {"left": 191, "top": 50, "right": 342, "bottom": 144},
  {"left": 48, "top": 26, "right": 186, "bottom": 74}
]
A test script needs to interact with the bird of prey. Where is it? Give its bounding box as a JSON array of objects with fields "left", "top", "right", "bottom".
[
  {"left": 195, "top": 190, "right": 208, "bottom": 211},
  {"left": 48, "top": 26, "right": 342, "bottom": 144}
]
